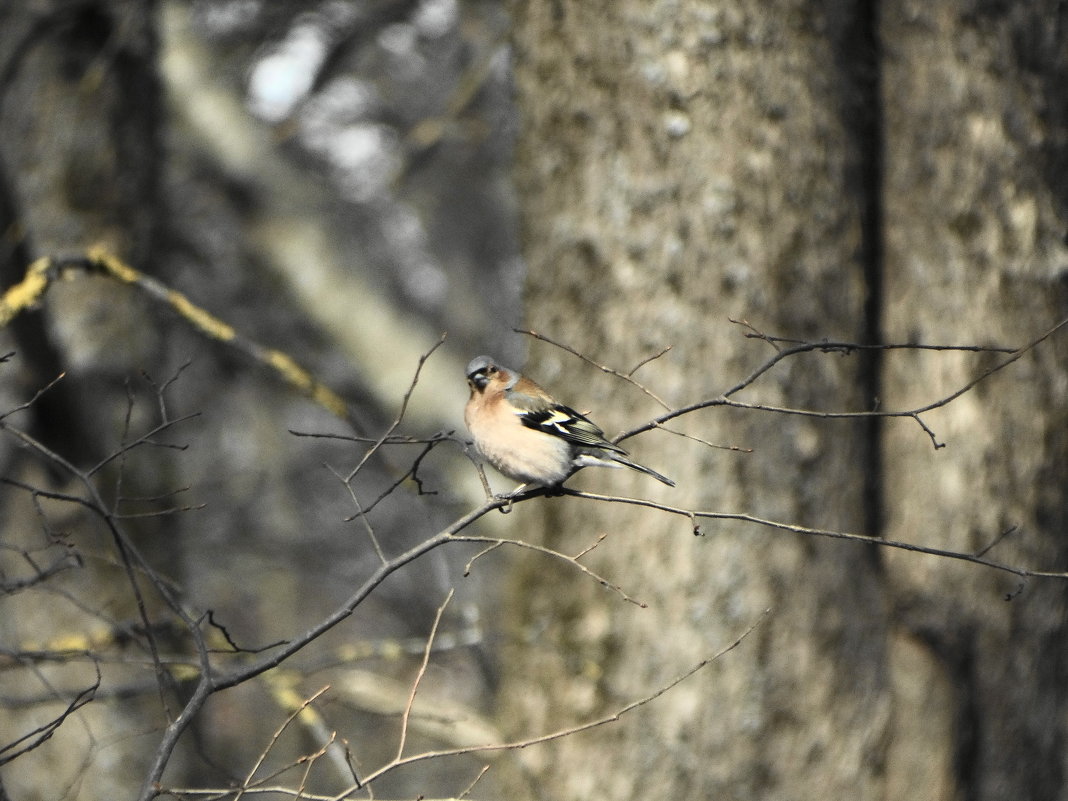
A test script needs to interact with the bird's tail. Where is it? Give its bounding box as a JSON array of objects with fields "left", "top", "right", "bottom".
[{"left": 610, "top": 454, "right": 676, "bottom": 487}]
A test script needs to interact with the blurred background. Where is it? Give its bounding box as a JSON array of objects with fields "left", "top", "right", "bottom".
[
  {"left": 3, "top": 2, "right": 1068, "bottom": 800},
  {"left": 1, "top": 1, "right": 524, "bottom": 798}
]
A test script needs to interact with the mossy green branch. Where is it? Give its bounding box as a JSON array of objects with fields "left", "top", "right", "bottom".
[{"left": 1, "top": 247, "right": 351, "bottom": 423}]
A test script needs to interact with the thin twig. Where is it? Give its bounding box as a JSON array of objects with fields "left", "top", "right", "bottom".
[
  {"left": 88, "top": 412, "right": 200, "bottom": 478},
  {"left": 346, "top": 609, "right": 769, "bottom": 790},
  {"left": 560, "top": 488, "right": 1068, "bottom": 582},
  {"left": 289, "top": 430, "right": 456, "bottom": 446},
  {"left": 396, "top": 589, "right": 454, "bottom": 761},
  {"left": 1, "top": 549, "right": 82, "bottom": 595},
  {"left": 974, "top": 525, "right": 1019, "bottom": 559},
  {"left": 458, "top": 764, "right": 491, "bottom": 798},
  {"left": 358, "top": 439, "right": 445, "bottom": 515},
  {"left": 654, "top": 423, "right": 752, "bottom": 453},
  {"left": 0, "top": 664, "right": 101, "bottom": 766},
  {"left": 0, "top": 370, "right": 67, "bottom": 423},
  {"left": 328, "top": 463, "right": 386, "bottom": 564},
  {"left": 516, "top": 328, "right": 673, "bottom": 410},
  {"left": 573, "top": 533, "right": 608, "bottom": 561},
  {"left": 627, "top": 345, "right": 673, "bottom": 376},
  {"left": 618, "top": 315, "right": 1068, "bottom": 448},
  {"left": 234, "top": 686, "right": 332, "bottom": 801},
  {"left": 0, "top": 422, "right": 201, "bottom": 726},
  {"left": 459, "top": 534, "right": 646, "bottom": 607},
  {"left": 297, "top": 732, "right": 338, "bottom": 797},
  {"left": 0, "top": 416, "right": 213, "bottom": 801},
  {"left": 345, "top": 334, "right": 447, "bottom": 483},
  {"left": 728, "top": 317, "right": 782, "bottom": 352}
]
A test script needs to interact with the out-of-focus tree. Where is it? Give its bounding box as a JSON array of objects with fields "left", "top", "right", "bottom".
[
  {"left": 496, "top": 2, "right": 1068, "bottom": 799},
  {"left": 2, "top": 1, "right": 1067, "bottom": 800},
  {"left": 1, "top": 0, "right": 519, "bottom": 798}
]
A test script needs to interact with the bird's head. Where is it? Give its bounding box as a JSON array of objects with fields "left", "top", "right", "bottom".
[{"left": 466, "top": 355, "right": 502, "bottom": 392}]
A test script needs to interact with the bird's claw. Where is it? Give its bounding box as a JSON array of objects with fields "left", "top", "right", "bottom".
[{"left": 494, "top": 493, "right": 515, "bottom": 514}]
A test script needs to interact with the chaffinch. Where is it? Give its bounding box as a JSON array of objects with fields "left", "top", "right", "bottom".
[{"left": 464, "top": 355, "right": 675, "bottom": 488}]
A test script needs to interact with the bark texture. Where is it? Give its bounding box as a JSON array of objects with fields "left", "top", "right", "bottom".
[
  {"left": 881, "top": 4, "right": 1068, "bottom": 799},
  {"left": 0, "top": 2, "right": 170, "bottom": 798},
  {"left": 499, "top": 1, "right": 1068, "bottom": 799},
  {"left": 0, "top": 0, "right": 164, "bottom": 464}
]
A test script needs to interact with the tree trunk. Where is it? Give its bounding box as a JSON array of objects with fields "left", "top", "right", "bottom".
[
  {"left": 880, "top": 4, "right": 1068, "bottom": 799},
  {"left": 0, "top": 0, "right": 164, "bottom": 463},
  {"left": 498, "top": 1, "right": 1068, "bottom": 799},
  {"left": 0, "top": 3, "right": 172, "bottom": 798}
]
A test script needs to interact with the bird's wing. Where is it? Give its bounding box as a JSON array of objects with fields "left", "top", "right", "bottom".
[{"left": 516, "top": 403, "right": 626, "bottom": 454}]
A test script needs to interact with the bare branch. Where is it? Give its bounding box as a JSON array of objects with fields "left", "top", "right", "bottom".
[
  {"left": 626, "top": 345, "right": 673, "bottom": 376},
  {"left": 344, "top": 333, "right": 447, "bottom": 483},
  {"left": 731, "top": 314, "right": 1018, "bottom": 355},
  {"left": 396, "top": 589, "right": 455, "bottom": 761},
  {"left": 347, "top": 609, "right": 769, "bottom": 790},
  {"left": 458, "top": 764, "right": 491, "bottom": 799},
  {"left": 328, "top": 462, "right": 386, "bottom": 563},
  {"left": 653, "top": 422, "right": 752, "bottom": 454},
  {"left": 974, "top": 525, "right": 1020, "bottom": 559},
  {"left": 0, "top": 251, "right": 355, "bottom": 425},
  {"left": 7, "top": 248, "right": 1067, "bottom": 801},
  {"left": 137, "top": 493, "right": 512, "bottom": 801},
  {"left": 233, "top": 685, "right": 332, "bottom": 801},
  {"left": 560, "top": 488, "right": 1068, "bottom": 583},
  {"left": 0, "top": 369, "right": 67, "bottom": 423},
  {"left": 0, "top": 664, "right": 101, "bottom": 766},
  {"left": 619, "top": 315, "right": 1068, "bottom": 449},
  {"left": 162, "top": 612, "right": 765, "bottom": 799},
  {"left": 516, "top": 328, "right": 673, "bottom": 410},
  {"left": 728, "top": 317, "right": 782, "bottom": 351},
  {"left": 355, "top": 438, "right": 448, "bottom": 515},
  {"left": 87, "top": 412, "right": 201, "bottom": 478},
  {"left": 459, "top": 532, "right": 646, "bottom": 607},
  {"left": 289, "top": 430, "right": 456, "bottom": 446}
]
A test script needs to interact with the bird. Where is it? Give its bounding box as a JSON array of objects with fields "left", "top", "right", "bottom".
[{"left": 464, "top": 355, "right": 675, "bottom": 488}]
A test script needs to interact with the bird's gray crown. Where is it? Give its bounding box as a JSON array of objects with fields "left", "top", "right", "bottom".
[{"left": 466, "top": 355, "right": 497, "bottom": 378}]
